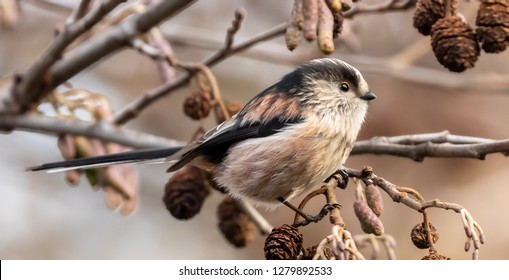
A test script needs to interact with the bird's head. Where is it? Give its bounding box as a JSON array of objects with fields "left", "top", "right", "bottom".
[{"left": 276, "top": 58, "right": 376, "bottom": 111}]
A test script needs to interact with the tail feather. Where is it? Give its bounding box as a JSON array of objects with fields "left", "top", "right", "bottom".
[{"left": 26, "top": 146, "right": 183, "bottom": 172}]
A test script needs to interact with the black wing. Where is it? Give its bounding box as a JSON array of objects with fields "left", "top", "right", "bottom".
[{"left": 166, "top": 116, "right": 303, "bottom": 172}]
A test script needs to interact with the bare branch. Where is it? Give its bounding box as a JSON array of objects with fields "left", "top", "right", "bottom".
[
  {"left": 225, "top": 8, "right": 246, "bottom": 49},
  {"left": 164, "top": 26, "right": 509, "bottom": 93},
  {"left": 1, "top": 0, "right": 196, "bottom": 115},
  {"left": 0, "top": 114, "right": 184, "bottom": 149},
  {"left": 353, "top": 234, "right": 397, "bottom": 260},
  {"left": 360, "top": 131, "right": 494, "bottom": 145},
  {"left": 352, "top": 131, "right": 509, "bottom": 161},
  {"left": 113, "top": 21, "right": 288, "bottom": 125},
  {"left": 237, "top": 199, "right": 273, "bottom": 235},
  {"left": 67, "top": 0, "right": 93, "bottom": 24},
  {"left": 343, "top": 166, "right": 485, "bottom": 259},
  {"left": 2, "top": 0, "right": 126, "bottom": 114}
]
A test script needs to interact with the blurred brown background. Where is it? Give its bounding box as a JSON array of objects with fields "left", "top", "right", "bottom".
[{"left": 1, "top": 0, "right": 508, "bottom": 259}]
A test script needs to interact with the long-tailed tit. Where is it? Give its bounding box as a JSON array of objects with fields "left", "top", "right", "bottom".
[{"left": 28, "top": 58, "right": 376, "bottom": 208}]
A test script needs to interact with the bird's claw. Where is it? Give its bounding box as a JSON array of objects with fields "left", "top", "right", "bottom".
[
  {"left": 325, "top": 169, "right": 350, "bottom": 189},
  {"left": 292, "top": 203, "right": 342, "bottom": 227}
]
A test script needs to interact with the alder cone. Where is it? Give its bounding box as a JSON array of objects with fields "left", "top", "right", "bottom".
[
  {"left": 301, "top": 244, "right": 334, "bottom": 260},
  {"left": 413, "top": 0, "right": 457, "bottom": 36},
  {"left": 183, "top": 92, "right": 211, "bottom": 120},
  {"left": 430, "top": 16, "right": 480, "bottom": 72},
  {"left": 411, "top": 223, "right": 439, "bottom": 249},
  {"left": 476, "top": 0, "right": 509, "bottom": 53},
  {"left": 264, "top": 224, "right": 303, "bottom": 260},
  {"left": 163, "top": 166, "right": 211, "bottom": 220},
  {"left": 217, "top": 196, "right": 256, "bottom": 248},
  {"left": 422, "top": 251, "right": 451, "bottom": 260}
]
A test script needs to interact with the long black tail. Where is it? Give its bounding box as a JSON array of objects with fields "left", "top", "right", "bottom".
[{"left": 26, "top": 146, "right": 183, "bottom": 172}]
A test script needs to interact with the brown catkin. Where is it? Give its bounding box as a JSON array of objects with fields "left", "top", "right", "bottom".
[
  {"left": 365, "top": 184, "right": 383, "bottom": 217},
  {"left": 317, "top": 0, "right": 335, "bottom": 54},
  {"left": 286, "top": 0, "right": 304, "bottom": 51},
  {"left": 303, "top": 0, "right": 319, "bottom": 41},
  {"left": 430, "top": 16, "right": 480, "bottom": 72}
]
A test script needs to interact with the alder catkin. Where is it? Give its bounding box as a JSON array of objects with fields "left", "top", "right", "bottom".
[{"left": 317, "top": 0, "right": 335, "bottom": 54}]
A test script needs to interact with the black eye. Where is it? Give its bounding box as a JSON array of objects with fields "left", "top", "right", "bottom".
[{"left": 339, "top": 82, "right": 350, "bottom": 92}]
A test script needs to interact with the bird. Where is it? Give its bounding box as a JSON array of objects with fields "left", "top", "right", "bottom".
[{"left": 27, "top": 58, "right": 376, "bottom": 210}]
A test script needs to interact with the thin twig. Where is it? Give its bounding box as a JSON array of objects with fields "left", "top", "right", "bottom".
[
  {"left": 165, "top": 26, "right": 509, "bottom": 92},
  {"left": 293, "top": 187, "right": 326, "bottom": 225},
  {"left": 353, "top": 234, "right": 397, "bottom": 260},
  {"left": 237, "top": 198, "right": 273, "bottom": 235},
  {"left": 0, "top": 114, "right": 184, "bottom": 149},
  {"left": 225, "top": 8, "right": 246, "bottom": 49},
  {"left": 352, "top": 131, "right": 509, "bottom": 161},
  {"left": 196, "top": 65, "right": 230, "bottom": 121},
  {"left": 6, "top": 111, "right": 509, "bottom": 164},
  {"left": 1, "top": 0, "right": 196, "bottom": 115},
  {"left": 113, "top": 21, "right": 288, "bottom": 125},
  {"left": 422, "top": 211, "right": 436, "bottom": 250},
  {"left": 343, "top": 166, "right": 485, "bottom": 259},
  {"left": 3, "top": 0, "right": 126, "bottom": 114},
  {"left": 67, "top": 0, "right": 93, "bottom": 24}
]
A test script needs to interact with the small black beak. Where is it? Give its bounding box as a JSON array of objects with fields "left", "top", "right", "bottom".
[{"left": 360, "top": 91, "right": 376, "bottom": 101}]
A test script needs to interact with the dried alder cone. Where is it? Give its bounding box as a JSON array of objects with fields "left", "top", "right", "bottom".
[
  {"left": 264, "top": 224, "right": 303, "bottom": 260},
  {"left": 476, "top": 0, "right": 509, "bottom": 53},
  {"left": 217, "top": 196, "right": 257, "bottom": 248},
  {"left": 301, "top": 244, "right": 335, "bottom": 260},
  {"left": 422, "top": 249, "right": 451, "bottom": 260},
  {"left": 411, "top": 222, "right": 440, "bottom": 249},
  {"left": 413, "top": 0, "right": 458, "bottom": 36},
  {"left": 163, "top": 166, "right": 212, "bottom": 220},
  {"left": 183, "top": 91, "right": 211, "bottom": 120},
  {"left": 285, "top": 0, "right": 346, "bottom": 54},
  {"left": 430, "top": 16, "right": 480, "bottom": 72}
]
